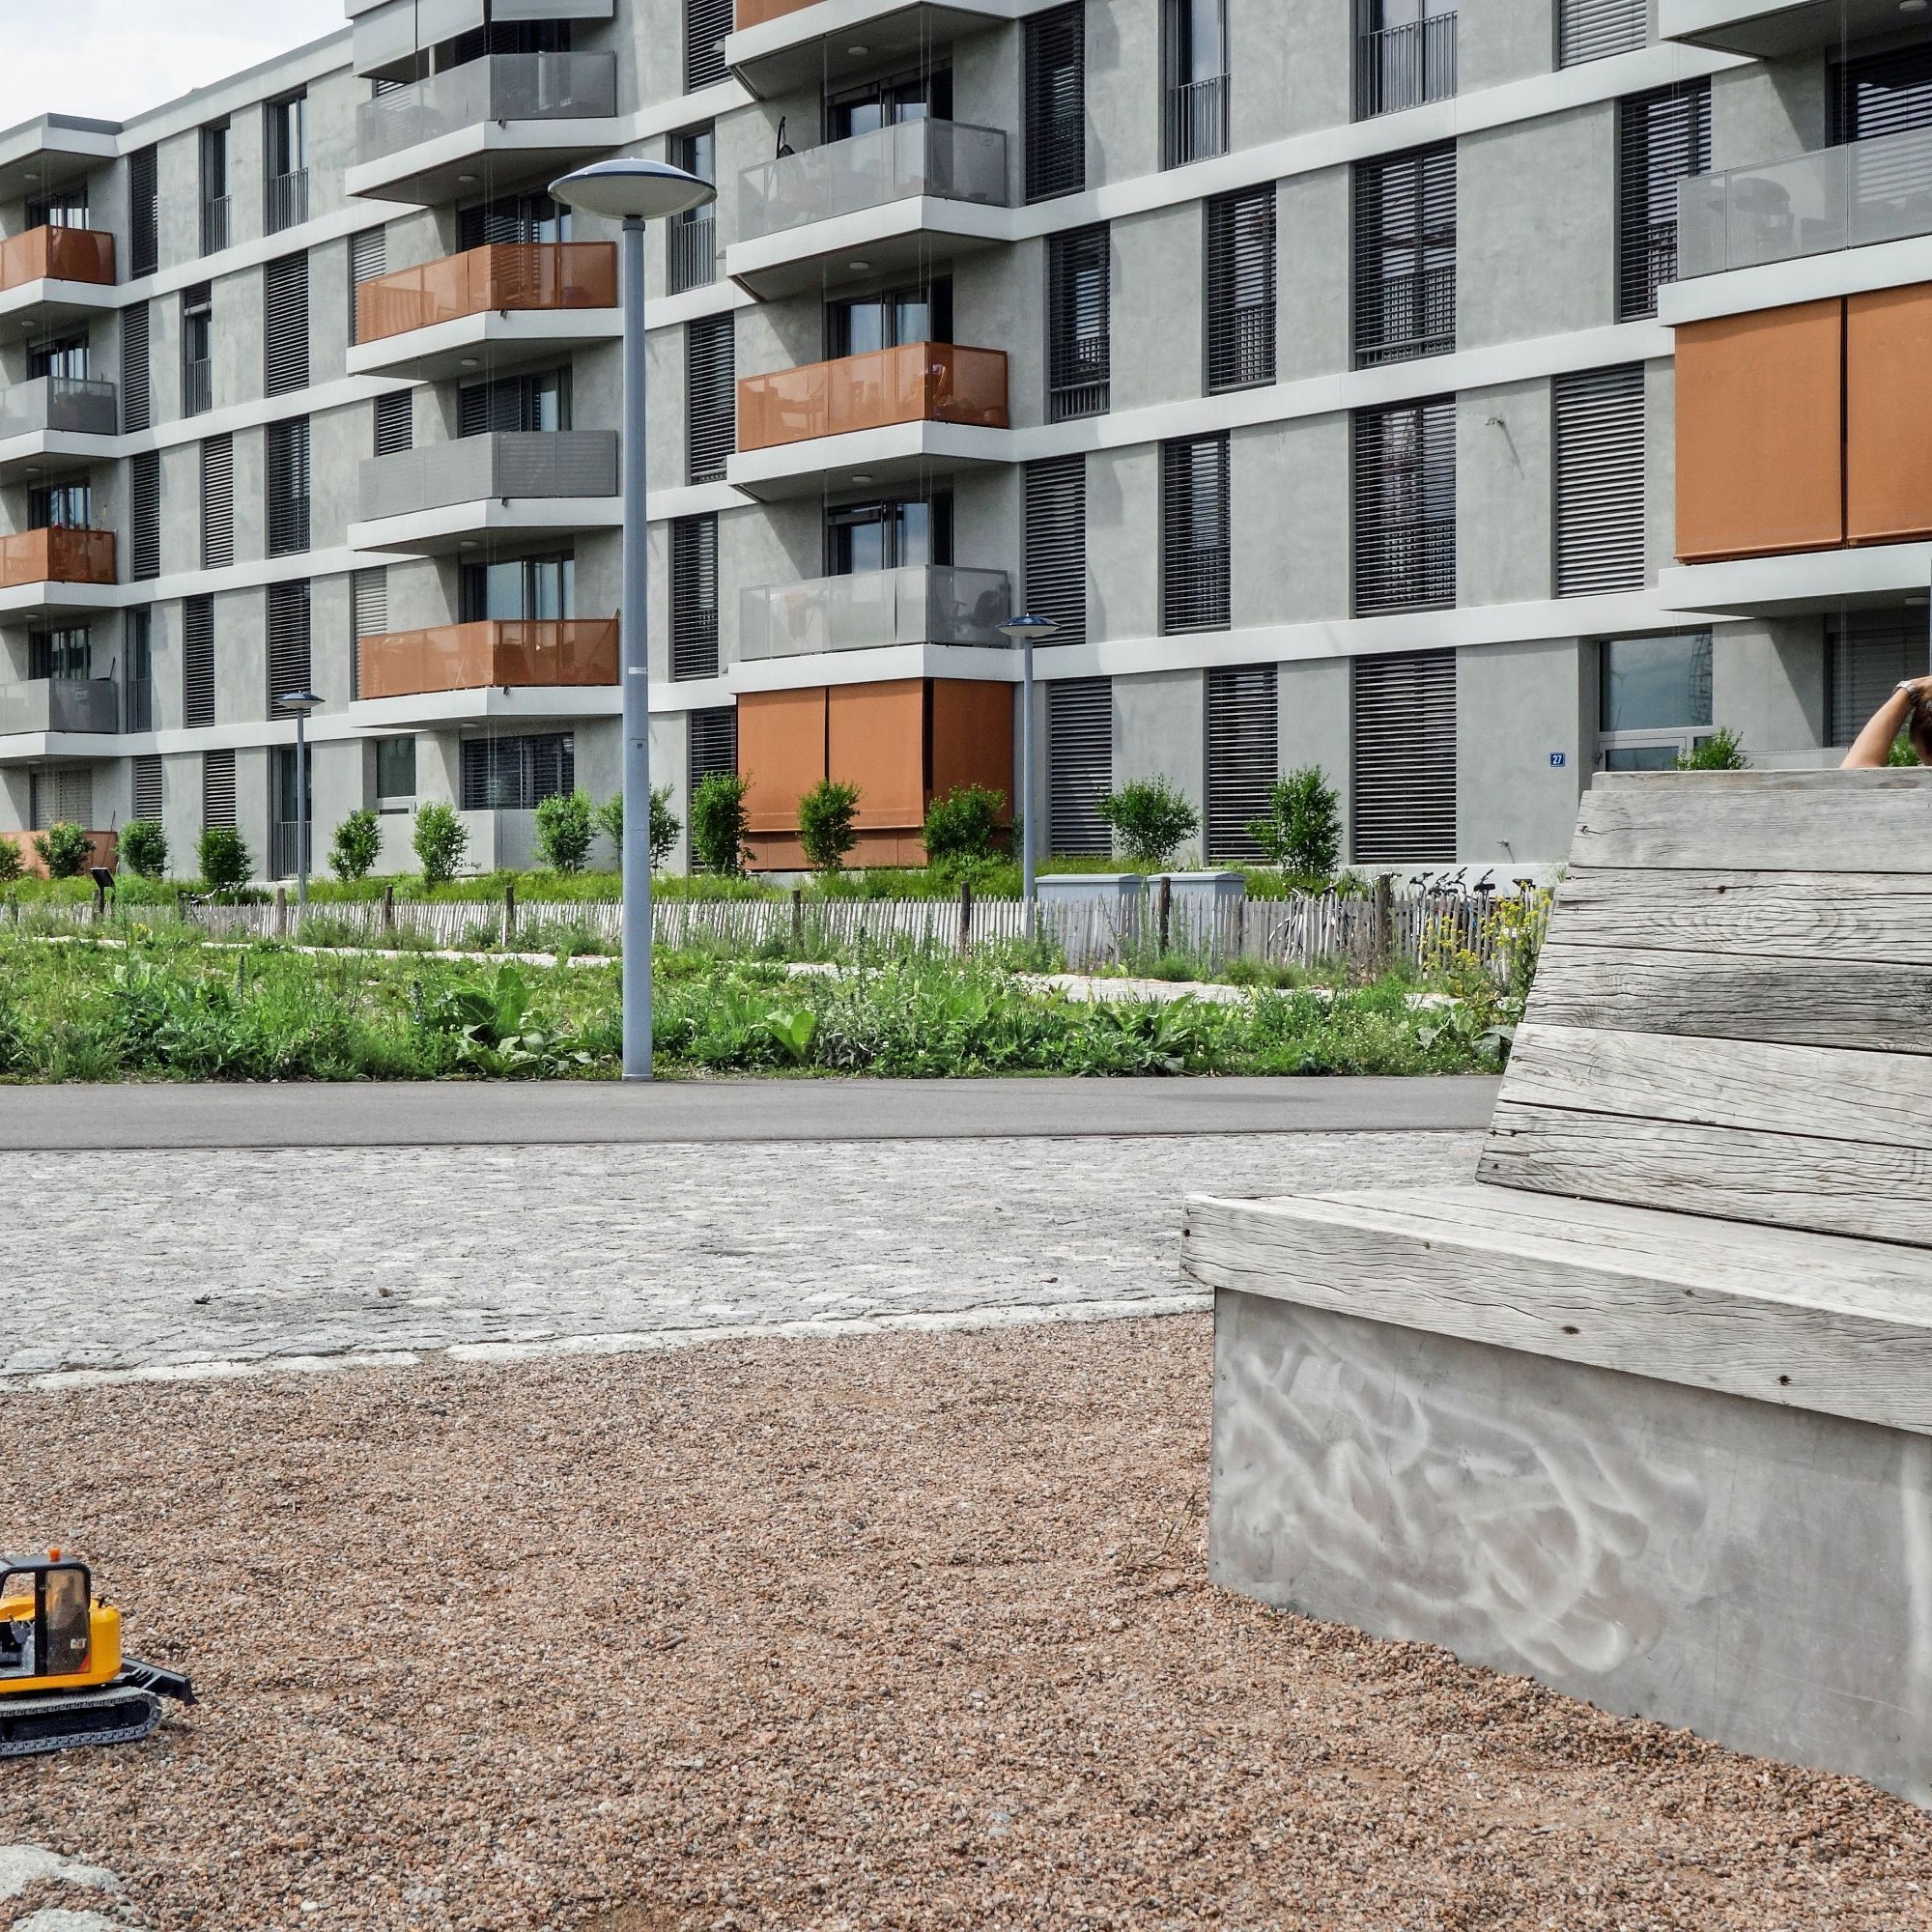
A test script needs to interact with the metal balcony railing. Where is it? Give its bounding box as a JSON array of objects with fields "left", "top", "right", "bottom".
[
  {"left": 739, "top": 121, "right": 1009, "bottom": 242},
  {"left": 1163, "top": 76, "right": 1230, "bottom": 169},
  {"left": 1677, "top": 125, "right": 1932, "bottom": 278},
  {"left": 355, "top": 241, "right": 616, "bottom": 343},
  {"left": 358, "top": 430, "right": 619, "bottom": 522},
  {"left": 668, "top": 213, "right": 717, "bottom": 294},
  {"left": 0, "top": 375, "right": 119, "bottom": 441},
  {"left": 736, "top": 342, "right": 1009, "bottom": 452},
  {"left": 1356, "top": 14, "right": 1457, "bottom": 119},
  {"left": 739, "top": 565, "right": 1011, "bottom": 660},
  {"left": 270, "top": 820, "right": 311, "bottom": 880},
  {"left": 356, "top": 54, "right": 618, "bottom": 165},
  {"left": 266, "top": 169, "right": 309, "bottom": 235},
  {"left": 356, "top": 618, "right": 619, "bottom": 699},
  {"left": 0, "top": 526, "right": 116, "bottom": 588},
  {"left": 183, "top": 356, "right": 213, "bottom": 415},
  {"left": 1355, "top": 265, "right": 1456, "bottom": 366},
  {"left": 202, "top": 195, "right": 231, "bottom": 255},
  {"left": 0, "top": 677, "right": 122, "bottom": 734},
  {"left": 0, "top": 225, "right": 116, "bottom": 293}
]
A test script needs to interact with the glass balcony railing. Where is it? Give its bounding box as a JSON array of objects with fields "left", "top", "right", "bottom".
[
  {"left": 739, "top": 121, "right": 1009, "bottom": 242},
  {"left": 356, "top": 618, "right": 619, "bottom": 699},
  {"left": 735, "top": 0, "right": 817, "bottom": 26},
  {"left": 357, "top": 54, "right": 618, "bottom": 165},
  {"left": 0, "top": 676, "right": 121, "bottom": 735},
  {"left": 355, "top": 242, "right": 617, "bottom": 343},
  {"left": 0, "top": 527, "right": 116, "bottom": 588},
  {"left": 358, "top": 431, "right": 618, "bottom": 523},
  {"left": 0, "top": 375, "right": 119, "bottom": 441},
  {"left": 1677, "top": 126, "right": 1932, "bottom": 279},
  {"left": 737, "top": 342, "right": 1009, "bottom": 452},
  {"left": 0, "top": 226, "right": 116, "bottom": 294},
  {"left": 739, "top": 565, "right": 1011, "bottom": 660}
]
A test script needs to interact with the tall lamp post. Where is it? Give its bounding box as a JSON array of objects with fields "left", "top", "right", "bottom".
[
  {"left": 996, "top": 613, "right": 1060, "bottom": 932},
  {"left": 277, "top": 689, "right": 323, "bottom": 915},
  {"left": 551, "top": 157, "right": 715, "bottom": 1082}
]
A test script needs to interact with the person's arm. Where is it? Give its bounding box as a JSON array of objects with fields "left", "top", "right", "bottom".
[{"left": 1841, "top": 676, "right": 1932, "bottom": 768}]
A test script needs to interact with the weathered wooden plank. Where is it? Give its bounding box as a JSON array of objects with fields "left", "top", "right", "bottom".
[
  {"left": 1182, "top": 1184, "right": 1932, "bottom": 1434},
  {"left": 1496, "top": 1022, "right": 1932, "bottom": 1151},
  {"left": 1479, "top": 1101, "right": 1932, "bottom": 1245},
  {"left": 1553, "top": 868, "right": 1932, "bottom": 966},
  {"left": 1524, "top": 941, "right": 1932, "bottom": 1053}
]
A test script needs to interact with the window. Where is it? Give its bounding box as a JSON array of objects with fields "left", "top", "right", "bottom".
[
  {"left": 461, "top": 733, "right": 576, "bottom": 810},
  {"left": 1207, "top": 666, "right": 1278, "bottom": 862},
  {"left": 686, "top": 0, "right": 731, "bottom": 91},
  {"left": 31, "top": 480, "right": 91, "bottom": 530},
  {"left": 267, "top": 581, "right": 312, "bottom": 715},
  {"left": 668, "top": 128, "right": 716, "bottom": 295},
  {"left": 1047, "top": 677, "right": 1112, "bottom": 856},
  {"left": 129, "top": 146, "right": 158, "bottom": 278},
  {"left": 29, "top": 628, "right": 91, "bottom": 681},
  {"left": 182, "top": 284, "right": 213, "bottom": 415},
  {"left": 460, "top": 554, "right": 574, "bottom": 623},
  {"left": 121, "top": 302, "right": 150, "bottom": 433},
  {"left": 26, "top": 186, "right": 87, "bottom": 230},
  {"left": 201, "top": 122, "right": 231, "bottom": 254},
  {"left": 1617, "top": 82, "right": 1711, "bottom": 322},
  {"left": 127, "top": 611, "right": 155, "bottom": 732},
  {"left": 457, "top": 192, "right": 569, "bottom": 251},
  {"left": 827, "top": 278, "right": 952, "bottom": 355},
  {"left": 1046, "top": 227, "right": 1108, "bottom": 420},
  {"left": 352, "top": 567, "right": 389, "bottom": 703},
  {"left": 264, "top": 254, "right": 309, "bottom": 397},
  {"left": 183, "top": 596, "right": 216, "bottom": 729},
  {"left": 1829, "top": 611, "right": 1929, "bottom": 746},
  {"left": 1024, "top": 456, "right": 1087, "bottom": 646},
  {"left": 1161, "top": 435, "right": 1231, "bottom": 635},
  {"left": 1163, "top": 0, "right": 1229, "bottom": 167},
  {"left": 29, "top": 768, "right": 93, "bottom": 832},
  {"left": 1554, "top": 366, "right": 1645, "bottom": 597},
  {"left": 826, "top": 64, "right": 952, "bottom": 139},
  {"left": 671, "top": 515, "right": 720, "bottom": 680},
  {"left": 202, "top": 748, "right": 237, "bottom": 829},
  {"left": 689, "top": 706, "right": 737, "bottom": 794},
  {"left": 375, "top": 391, "right": 412, "bottom": 455},
  {"left": 349, "top": 228, "right": 386, "bottom": 346},
  {"left": 129, "top": 454, "right": 160, "bottom": 582},
  {"left": 1352, "top": 649, "right": 1456, "bottom": 863},
  {"left": 265, "top": 92, "right": 309, "bottom": 233},
  {"left": 1598, "top": 631, "right": 1713, "bottom": 768},
  {"left": 458, "top": 368, "right": 569, "bottom": 436},
  {"left": 266, "top": 417, "right": 312, "bottom": 556},
  {"left": 826, "top": 494, "right": 952, "bottom": 572},
  {"left": 133, "top": 753, "right": 163, "bottom": 820},
  {"left": 1024, "top": 4, "right": 1087, "bottom": 202},
  {"left": 1353, "top": 144, "right": 1455, "bottom": 368},
  {"left": 1559, "top": 0, "right": 1646, "bottom": 67},
  {"left": 201, "top": 436, "right": 234, "bottom": 570},
  {"left": 1832, "top": 43, "right": 1932, "bottom": 143},
  {"left": 1352, "top": 399, "right": 1456, "bottom": 615},
  {"left": 270, "top": 744, "right": 312, "bottom": 878},
  {"left": 28, "top": 333, "right": 87, "bottom": 384},
  {"left": 687, "top": 313, "right": 735, "bottom": 484},
  {"left": 1356, "top": 0, "right": 1457, "bottom": 120},
  {"left": 1206, "top": 185, "right": 1276, "bottom": 391},
  {"left": 377, "top": 735, "right": 417, "bottom": 808}
]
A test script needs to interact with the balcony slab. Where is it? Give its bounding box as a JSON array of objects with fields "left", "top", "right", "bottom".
[
  {"left": 0, "top": 279, "right": 120, "bottom": 344},
  {"left": 726, "top": 195, "right": 1008, "bottom": 300},
  {"left": 345, "top": 685, "right": 623, "bottom": 732},
  {"left": 1658, "top": 540, "right": 1932, "bottom": 618},
  {"left": 0, "top": 118, "right": 118, "bottom": 207},
  {"left": 727, "top": 640, "right": 1019, "bottom": 693},
  {"left": 346, "top": 119, "right": 625, "bottom": 209},
  {"left": 1659, "top": 0, "right": 1903, "bottom": 56},
  {"left": 0, "top": 729, "right": 128, "bottom": 767},
  {"left": 348, "top": 496, "right": 624, "bottom": 557},
  {"left": 1661, "top": 232, "right": 1932, "bottom": 327},
  {"left": 726, "top": 419, "right": 1010, "bottom": 500},
  {"left": 0, "top": 428, "right": 119, "bottom": 484},
  {"left": 347, "top": 306, "right": 621, "bottom": 384},
  {"left": 726, "top": 0, "right": 1015, "bottom": 98},
  {"left": 0, "top": 581, "right": 119, "bottom": 622}
]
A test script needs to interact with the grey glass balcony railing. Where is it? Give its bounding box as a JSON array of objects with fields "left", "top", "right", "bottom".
[
  {"left": 739, "top": 565, "right": 1011, "bottom": 661},
  {"left": 738, "top": 121, "right": 1009, "bottom": 243},
  {"left": 0, "top": 375, "right": 119, "bottom": 441},
  {"left": 0, "top": 677, "right": 122, "bottom": 735},
  {"left": 357, "top": 54, "right": 618, "bottom": 165},
  {"left": 358, "top": 430, "right": 619, "bottom": 523},
  {"left": 1678, "top": 125, "right": 1932, "bottom": 278}
]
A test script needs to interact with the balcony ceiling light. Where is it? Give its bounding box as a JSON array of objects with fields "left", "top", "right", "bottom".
[
  {"left": 850, "top": 473, "right": 874, "bottom": 484},
  {"left": 848, "top": 259, "right": 871, "bottom": 271},
  {"left": 550, "top": 157, "right": 715, "bottom": 223},
  {"left": 848, "top": 43, "right": 870, "bottom": 55},
  {"left": 457, "top": 173, "right": 478, "bottom": 184}
]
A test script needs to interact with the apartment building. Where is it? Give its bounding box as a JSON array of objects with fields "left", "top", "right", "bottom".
[{"left": 0, "top": 0, "right": 1925, "bottom": 876}]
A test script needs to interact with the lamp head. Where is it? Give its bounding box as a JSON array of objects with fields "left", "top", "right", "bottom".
[
  {"left": 998, "top": 611, "right": 1063, "bottom": 644},
  {"left": 278, "top": 690, "right": 323, "bottom": 717},
  {"left": 551, "top": 158, "right": 716, "bottom": 223}
]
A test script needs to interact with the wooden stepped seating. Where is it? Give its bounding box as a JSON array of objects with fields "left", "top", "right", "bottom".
[{"left": 1184, "top": 769, "right": 1932, "bottom": 1803}]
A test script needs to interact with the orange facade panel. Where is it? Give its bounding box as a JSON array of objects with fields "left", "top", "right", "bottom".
[
  {"left": 1847, "top": 285, "right": 1932, "bottom": 547},
  {"left": 355, "top": 242, "right": 617, "bottom": 344},
  {"left": 0, "top": 226, "right": 115, "bottom": 293},
  {"left": 736, "top": 343, "right": 1009, "bottom": 452},
  {"left": 0, "top": 526, "right": 116, "bottom": 588},
  {"left": 828, "top": 680, "right": 926, "bottom": 828},
  {"left": 356, "top": 619, "right": 618, "bottom": 700},
  {"left": 1675, "top": 300, "right": 1844, "bottom": 563},
  {"left": 929, "top": 681, "right": 1014, "bottom": 819},
  {"left": 740, "top": 687, "right": 828, "bottom": 835},
  {"left": 734, "top": 0, "right": 814, "bottom": 25}
]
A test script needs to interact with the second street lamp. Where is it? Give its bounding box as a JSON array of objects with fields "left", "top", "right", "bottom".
[
  {"left": 996, "top": 612, "right": 1061, "bottom": 934},
  {"left": 277, "top": 689, "right": 323, "bottom": 915}
]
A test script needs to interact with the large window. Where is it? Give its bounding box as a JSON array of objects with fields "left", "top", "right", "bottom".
[
  {"left": 458, "top": 368, "right": 569, "bottom": 436},
  {"left": 130, "top": 454, "right": 160, "bottom": 582},
  {"left": 201, "top": 122, "right": 231, "bottom": 254},
  {"left": 266, "top": 417, "right": 311, "bottom": 557},
  {"left": 1352, "top": 649, "right": 1456, "bottom": 864},
  {"left": 122, "top": 301, "right": 151, "bottom": 433},
  {"left": 182, "top": 283, "right": 213, "bottom": 415},
  {"left": 1352, "top": 399, "right": 1456, "bottom": 615},
  {"left": 827, "top": 279, "right": 952, "bottom": 356},
  {"left": 28, "top": 627, "right": 91, "bottom": 682},
  {"left": 264, "top": 253, "right": 309, "bottom": 397},
  {"left": 1617, "top": 82, "right": 1711, "bottom": 322},
  {"left": 826, "top": 494, "right": 952, "bottom": 573},
  {"left": 1163, "top": 0, "right": 1229, "bottom": 168},
  {"left": 267, "top": 581, "right": 312, "bottom": 717},
  {"left": 1597, "top": 632, "right": 1713, "bottom": 769},
  {"left": 459, "top": 554, "right": 575, "bottom": 623},
  {"left": 1161, "top": 434, "right": 1231, "bottom": 635},
  {"left": 461, "top": 733, "right": 577, "bottom": 810},
  {"left": 1206, "top": 185, "right": 1276, "bottom": 392},
  {"left": 377, "top": 736, "right": 417, "bottom": 809},
  {"left": 1832, "top": 43, "right": 1932, "bottom": 143},
  {"left": 1024, "top": 4, "right": 1087, "bottom": 203},
  {"left": 201, "top": 436, "right": 234, "bottom": 570},
  {"left": 1356, "top": 0, "right": 1456, "bottom": 121},
  {"left": 1353, "top": 145, "right": 1455, "bottom": 368},
  {"left": 668, "top": 128, "right": 717, "bottom": 295},
  {"left": 457, "top": 192, "right": 569, "bottom": 251},
  {"left": 1046, "top": 227, "right": 1109, "bottom": 420},
  {"left": 129, "top": 146, "right": 158, "bottom": 278},
  {"left": 1553, "top": 365, "right": 1646, "bottom": 597},
  {"left": 183, "top": 598, "right": 215, "bottom": 730},
  {"left": 264, "top": 92, "right": 309, "bottom": 234}
]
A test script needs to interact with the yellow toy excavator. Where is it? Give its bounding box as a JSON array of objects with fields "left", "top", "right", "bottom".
[{"left": 0, "top": 1551, "right": 194, "bottom": 1756}]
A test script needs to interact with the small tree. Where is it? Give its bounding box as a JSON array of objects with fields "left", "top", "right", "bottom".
[
  {"left": 34, "top": 822, "right": 91, "bottom": 880},
  {"left": 121, "top": 818, "right": 170, "bottom": 881},
  {"left": 197, "top": 825, "right": 251, "bottom": 895},
  {"left": 1096, "top": 778, "right": 1199, "bottom": 869},
  {"left": 595, "top": 786, "right": 682, "bottom": 869},
  {"left": 922, "top": 784, "right": 1005, "bottom": 877},
  {"left": 412, "top": 800, "right": 469, "bottom": 891},
  {"left": 690, "top": 772, "right": 753, "bottom": 875},
  {"left": 0, "top": 838, "right": 22, "bottom": 886},
  {"left": 328, "top": 808, "right": 382, "bottom": 883},
  {"left": 534, "top": 789, "right": 596, "bottom": 873},
  {"left": 798, "top": 779, "right": 862, "bottom": 874},
  {"left": 1676, "top": 727, "right": 1749, "bottom": 771},
  {"left": 1247, "top": 766, "right": 1343, "bottom": 884}
]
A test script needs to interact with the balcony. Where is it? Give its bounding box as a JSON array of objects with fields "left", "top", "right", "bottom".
[
  {"left": 739, "top": 565, "right": 1011, "bottom": 666},
  {"left": 726, "top": 0, "right": 1012, "bottom": 99},
  {"left": 0, "top": 227, "right": 118, "bottom": 339},
  {"left": 349, "top": 54, "right": 619, "bottom": 206},
  {"left": 266, "top": 168, "right": 309, "bottom": 235},
  {"left": 0, "top": 376, "right": 119, "bottom": 479},
  {"left": 1355, "top": 14, "right": 1457, "bottom": 121},
  {"left": 1164, "top": 76, "right": 1229, "bottom": 169},
  {"left": 730, "top": 121, "right": 1009, "bottom": 299},
  {"left": 0, "top": 526, "right": 116, "bottom": 601},
  {"left": 1660, "top": 0, "right": 1903, "bottom": 58},
  {"left": 357, "top": 618, "right": 618, "bottom": 699},
  {"left": 350, "top": 430, "right": 620, "bottom": 554},
  {"left": 0, "top": 676, "right": 121, "bottom": 737}
]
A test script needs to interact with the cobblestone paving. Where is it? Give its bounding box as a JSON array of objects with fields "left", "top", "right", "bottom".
[{"left": 6, "top": 1131, "right": 1478, "bottom": 1386}]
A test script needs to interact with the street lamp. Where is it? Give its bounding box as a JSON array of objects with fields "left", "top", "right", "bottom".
[
  {"left": 996, "top": 612, "right": 1061, "bottom": 930},
  {"left": 552, "top": 156, "right": 715, "bottom": 1082},
  {"left": 277, "top": 689, "right": 323, "bottom": 915}
]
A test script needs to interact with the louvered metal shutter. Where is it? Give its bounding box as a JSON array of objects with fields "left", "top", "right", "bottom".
[
  {"left": 1353, "top": 144, "right": 1455, "bottom": 368},
  {"left": 461, "top": 733, "right": 576, "bottom": 810},
  {"left": 1554, "top": 365, "right": 1645, "bottom": 597},
  {"left": 1024, "top": 456, "right": 1086, "bottom": 646},
  {"left": 1207, "top": 665, "right": 1278, "bottom": 861},
  {"left": 50, "top": 768, "right": 94, "bottom": 828},
  {"left": 267, "top": 417, "right": 311, "bottom": 556},
  {"left": 264, "top": 253, "right": 310, "bottom": 397},
  {"left": 133, "top": 755, "right": 163, "bottom": 821},
  {"left": 349, "top": 227, "right": 386, "bottom": 345},
  {"left": 268, "top": 580, "right": 312, "bottom": 713},
  {"left": 1833, "top": 43, "right": 1932, "bottom": 141},
  {"left": 201, "top": 436, "right": 234, "bottom": 569},
  {"left": 671, "top": 515, "right": 720, "bottom": 680},
  {"left": 1352, "top": 399, "right": 1455, "bottom": 615},
  {"left": 686, "top": 0, "right": 731, "bottom": 90},
  {"left": 183, "top": 596, "right": 216, "bottom": 728},
  {"left": 202, "top": 748, "right": 237, "bottom": 828},
  {"left": 375, "top": 390, "right": 412, "bottom": 454},
  {"left": 1025, "top": 4, "right": 1087, "bottom": 202},
  {"left": 687, "top": 314, "right": 734, "bottom": 484},
  {"left": 1828, "top": 611, "right": 1931, "bottom": 744},
  {"left": 1047, "top": 676, "right": 1112, "bottom": 856},
  {"left": 1046, "top": 224, "right": 1109, "bottom": 420},
  {"left": 688, "top": 706, "right": 737, "bottom": 790},
  {"left": 1161, "top": 434, "right": 1231, "bottom": 635},
  {"left": 121, "top": 302, "right": 151, "bottom": 432},
  {"left": 1206, "top": 185, "right": 1276, "bottom": 392},
  {"left": 129, "top": 452, "right": 160, "bottom": 582},
  {"left": 352, "top": 566, "right": 389, "bottom": 703},
  {"left": 1559, "top": 0, "right": 1646, "bottom": 67},
  {"left": 1617, "top": 81, "right": 1710, "bottom": 322},
  {"left": 1351, "top": 649, "right": 1457, "bottom": 864},
  {"left": 129, "top": 146, "right": 159, "bottom": 277}
]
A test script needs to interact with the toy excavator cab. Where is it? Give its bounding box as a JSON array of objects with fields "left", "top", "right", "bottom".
[{"left": 0, "top": 1557, "right": 96, "bottom": 1685}]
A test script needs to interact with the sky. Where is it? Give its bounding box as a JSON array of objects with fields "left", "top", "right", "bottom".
[{"left": 3, "top": 1, "right": 346, "bottom": 130}]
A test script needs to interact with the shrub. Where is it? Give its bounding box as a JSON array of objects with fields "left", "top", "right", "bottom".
[
  {"left": 328, "top": 809, "right": 382, "bottom": 883},
  {"left": 1676, "top": 727, "right": 1749, "bottom": 771},
  {"left": 1096, "top": 778, "right": 1199, "bottom": 869},
  {"left": 412, "top": 801, "right": 469, "bottom": 890},
  {"left": 197, "top": 825, "right": 251, "bottom": 895},
  {"left": 120, "top": 818, "right": 170, "bottom": 880},
  {"left": 923, "top": 784, "right": 1006, "bottom": 877},
  {"left": 691, "top": 772, "right": 753, "bottom": 875},
  {"left": 798, "top": 779, "right": 862, "bottom": 874},
  {"left": 594, "top": 786, "right": 682, "bottom": 868},
  {"left": 534, "top": 789, "right": 596, "bottom": 873},
  {"left": 0, "top": 839, "right": 22, "bottom": 886},
  {"left": 35, "top": 822, "right": 92, "bottom": 880},
  {"left": 1891, "top": 732, "right": 1922, "bottom": 767},
  {"left": 1247, "top": 767, "right": 1343, "bottom": 884}
]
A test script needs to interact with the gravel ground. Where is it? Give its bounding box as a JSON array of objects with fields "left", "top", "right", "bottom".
[{"left": 6, "top": 1321, "right": 1932, "bottom": 1932}]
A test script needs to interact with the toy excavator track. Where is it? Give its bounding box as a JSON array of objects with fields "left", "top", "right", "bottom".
[{"left": 0, "top": 1662, "right": 194, "bottom": 1759}]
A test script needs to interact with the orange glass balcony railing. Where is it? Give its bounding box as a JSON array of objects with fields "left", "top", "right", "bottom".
[
  {"left": 737, "top": 342, "right": 1009, "bottom": 453},
  {"left": 355, "top": 241, "right": 618, "bottom": 344},
  {"left": 357, "top": 618, "right": 619, "bottom": 700},
  {"left": 735, "top": 0, "right": 817, "bottom": 26},
  {"left": 0, "top": 526, "right": 116, "bottom": 589},
  {"left": 0, "top": 226, "right": 116, "bottom": 294}
]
